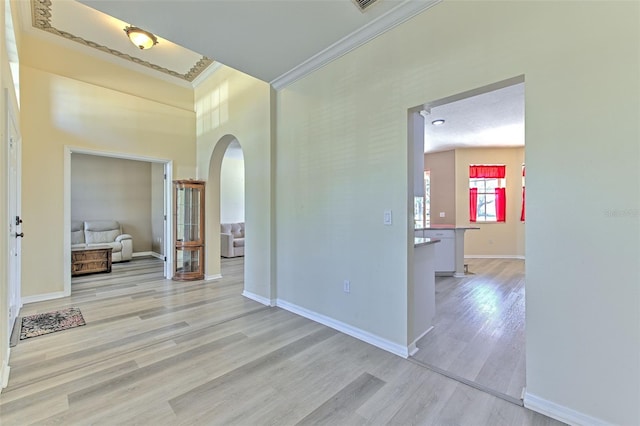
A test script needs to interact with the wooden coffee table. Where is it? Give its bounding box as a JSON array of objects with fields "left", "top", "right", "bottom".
[{"left": 71, "top": 247, "right": 113, "bottom": 276}]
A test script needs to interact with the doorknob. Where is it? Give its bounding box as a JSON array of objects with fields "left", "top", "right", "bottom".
[{"left": 16, "top": 233, "right": 24, "bottom": 238}]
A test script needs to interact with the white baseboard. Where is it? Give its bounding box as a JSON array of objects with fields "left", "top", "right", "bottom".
[
  {"left": 1, "top": 347, "right": 10, "bottom": 390},
  {"left": 242, "top": 290, "right": 276, "bottom": 307},
  {"left": 523, "top": 391, "right": 609, "bottom": 426},
  {"left": 408, "top": 326, "right": 434, "bottom": 356},
  {"left": 465, "top": 255, "right": 525, "bottom": 260},
  {"left": 22, "top": 291, "right": 67, "bottom": 305},
  {"left": 150, "top": 252, "right": 164, "bottom": 260},
  {"left": 0, "top": 362, "right": 9, "bottom": 390},
  {"left": 205, "top": 274, "right": 222, "bottom": 281},
  {"left": 132, "top": 251, "right": 154, "bottom": 258},
  {"left": 276, "top": 298, "right": 410, "bottom": 358}
]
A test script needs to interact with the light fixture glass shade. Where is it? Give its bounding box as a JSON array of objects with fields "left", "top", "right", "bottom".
[{"left": 124, "top": 26, "right": 158, "bottom": 50}]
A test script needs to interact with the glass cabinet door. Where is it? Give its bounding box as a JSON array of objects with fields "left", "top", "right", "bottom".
[
  {"left": 176, "top": 185, "right": 203, "bottom": 244},
  {"left": 175, "top": 247, "right": 202, "bottom": 274},
  {"left": 173, "top": 180, "right": 205, "bottom": 281}
]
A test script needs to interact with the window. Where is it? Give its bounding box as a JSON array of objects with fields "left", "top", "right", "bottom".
[
  {"left": 414, "top": 171, "right": 430, "bottom": 228},
  {"left": 469, "top": 165, "right": 506, "bottom": 222}
]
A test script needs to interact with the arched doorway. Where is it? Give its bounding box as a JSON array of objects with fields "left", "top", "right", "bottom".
[{"left": 205, "top": 135, "right": 244, "bottom": 282}]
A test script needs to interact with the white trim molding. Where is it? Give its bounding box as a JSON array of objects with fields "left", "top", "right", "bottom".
[
  {"left": 205, "top": 273, "right": 223, "bottom": 281},
  {"left": 270, "top": 0, "right": 441, "bottom": 90},
  {"left": 22, "top": 291, "right": 67, "bottom": 305},
  {"left": 1, "top": 362, "right": 9, "bottom": 390},
  {"left": 191, "top": 62, "right": 223, "bottom": 88},
  {"left": 408, "top": 325, "right": 434, "bottom": 356},
  {"left": 465, "top": 255, "right": 526, "bottom": 260},
  {"left": 132, "top": 251, "right": 154, "bottom": 258},
  {"left": 524, "top": 391, "right": 610, "bottom": 426},
  {"left": 242, "top": 290, "right": 275, "bottom": 307},
  {"left": 276, "top": 298, "right": 410, "bottom": 358},
  {"left": 1, "top": 348, "right": 10, "bottom": 390}
]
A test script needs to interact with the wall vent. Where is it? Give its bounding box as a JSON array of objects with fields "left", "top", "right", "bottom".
[{"left": 352, "top": 0, "right": 379, "bottom": 12}]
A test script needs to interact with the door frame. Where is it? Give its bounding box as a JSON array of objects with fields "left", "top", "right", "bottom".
[{"left": 63, "top": 147, "right": 173, "bottom": 296}]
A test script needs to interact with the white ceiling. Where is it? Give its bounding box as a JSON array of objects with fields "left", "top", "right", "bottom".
[
  {"left": 75, "top": 0, "right": 440, "bottom": 86},
  {"left": 423, "top": 83, "right": 525, "bottom": 153}
]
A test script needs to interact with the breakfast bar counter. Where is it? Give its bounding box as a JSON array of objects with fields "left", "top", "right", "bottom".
[{"left": 415, "top": 225, "right": 479, "bottom": 277}]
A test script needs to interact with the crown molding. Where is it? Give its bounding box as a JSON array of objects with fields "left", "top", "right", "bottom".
[
  {"left": 191, "top": 62, "right": 224, "bottom": 88},
  {"left": 270, "top": 0, "right": 441, "bottom": 90}
]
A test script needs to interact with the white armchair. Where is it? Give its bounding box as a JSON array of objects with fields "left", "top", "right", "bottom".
[{"left": 220, "top": 222, "right": 244, "bottom": 258}]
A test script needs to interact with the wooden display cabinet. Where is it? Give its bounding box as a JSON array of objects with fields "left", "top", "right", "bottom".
[{"left": 173, "top": 179, "right": 205, "bottom": 281}]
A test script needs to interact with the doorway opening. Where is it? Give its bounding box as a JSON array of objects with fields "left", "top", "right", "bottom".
[
  {"left": 409, "top": 76, "right": 526, "bottom": 404},
  {"left": 63, "top": 148, "right": 173, "bottom": 295}
]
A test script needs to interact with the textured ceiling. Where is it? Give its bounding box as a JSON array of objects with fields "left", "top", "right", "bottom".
[{"left": 424, "top": 83, "right": 525, "bottom": 153}]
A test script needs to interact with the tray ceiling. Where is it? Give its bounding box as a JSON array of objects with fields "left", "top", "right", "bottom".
[{"left": 23, "top": 0, "right": 213, "bottom": 83}]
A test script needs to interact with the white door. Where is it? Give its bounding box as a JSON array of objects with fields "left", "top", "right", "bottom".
[{"left": 7, "top": 96, "right": 22, "bottom": 336}]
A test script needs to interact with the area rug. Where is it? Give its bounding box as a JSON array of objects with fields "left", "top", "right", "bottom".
[{"left": 20, "top": 307, "right": 86, "bottom": 340}]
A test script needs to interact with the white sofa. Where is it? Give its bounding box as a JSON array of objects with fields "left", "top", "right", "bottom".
[
  {"left": 220, "top": 222, "right": 244, "bottom": 258},
  {"left": 72, "top": 220, "right": 133, "bottom": 262}
]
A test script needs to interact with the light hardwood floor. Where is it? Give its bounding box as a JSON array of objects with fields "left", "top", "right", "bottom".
[
  {"left": 412, "top": 258, "right": 526, "bottom": 401},
  {"left": 0, "top": 257, "right": 563, "bottom": 425}
]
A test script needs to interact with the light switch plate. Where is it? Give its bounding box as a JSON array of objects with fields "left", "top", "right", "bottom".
[{"left": 439, "top": 212, "right": 446, "bottom": 218}]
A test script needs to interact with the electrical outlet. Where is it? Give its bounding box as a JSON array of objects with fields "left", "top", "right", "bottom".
[
  {"left": 439, "top": 212, "right": 446, "bottom": 218},
  {"left": 383, "top": 210, "right": 392, "bottom": 225},
  {"left": 343, "top": 280, "right": 351, "bottom": 293}
]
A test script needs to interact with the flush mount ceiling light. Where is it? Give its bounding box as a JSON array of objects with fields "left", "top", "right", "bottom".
[
  {"left": 431, "top": 119, "right": 446, "bottom": 126},
  {"left": 124, "top": 26, "right": 158, "bottom": 50}
]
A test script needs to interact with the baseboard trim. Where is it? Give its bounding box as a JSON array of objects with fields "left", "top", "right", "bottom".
[
  {"left": 150, "top": 252, "right": 164, "bottom": 260},
  {"left": 523, "top": 391, "right": 609, "bottom": 426},
  {"left": 276, "top": 298, "right": 410, "bottom": 358},
  {"left": 132, "top": 251, "right": 153, "bottom": 258},
  {"left": 22, "top": 291, "right": 66, "bottom": 305},
  {"left": 242, "top": 290, "right": 276, "bottom": 307},
  {"left": 408, "top": 325, "right": 434, "bottom": 356},
  {"left": 0, "top": 362, "right": 9, "bottom": 390},
  {"left": 1, "top": 347, "right": 11, "bottom": 390},
  {"left": 465, "top": 255, "right": 525, "bottom": 260},
  {"left": 205, "top": 273, "right": 222, "bottom": 281}
]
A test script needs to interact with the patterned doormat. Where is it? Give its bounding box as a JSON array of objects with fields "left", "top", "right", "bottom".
[{"left": 19, "top": 307, "right": 86, "bottom": 340}]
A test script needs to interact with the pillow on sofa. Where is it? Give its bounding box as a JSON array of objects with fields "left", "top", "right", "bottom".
[
  {"left": 71, "top": 220, "right": 85, "bottom": 245},
  {"left": 232, "top": 223, "right": 244, "bottom": 238},
  {"left": 84, "top": 220, "right": 122, "bottom": 244}
]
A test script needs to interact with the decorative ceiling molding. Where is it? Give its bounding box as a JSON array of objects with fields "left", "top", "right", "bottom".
[
  {"left": 31, "top": 0, "right": 213, "bottom": 82},
  {"left": 271, "top": 0, "right": 442, "bottom": 90}
]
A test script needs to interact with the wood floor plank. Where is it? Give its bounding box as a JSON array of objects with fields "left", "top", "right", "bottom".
[
  {"left": 412, "top": 258, "right": 527, "bottom": 400},
  {"left": 0, "top": 257, "right": 565, "bottom": 425},
  {"left": 295, "top": 372, "right": 385, "bottom": 425}
]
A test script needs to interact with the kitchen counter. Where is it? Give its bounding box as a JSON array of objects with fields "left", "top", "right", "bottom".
[
  {"left": 415, "top": 225, "right": 479, "bottom": 277},
  {"left": 414, "top": 237, "right": 440, "bottom": 247}
]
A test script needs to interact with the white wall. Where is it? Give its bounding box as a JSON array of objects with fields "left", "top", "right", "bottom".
[
  {"left": 195, "top": 65, "right": 273, "bottom": 295},
  {"left": 220, "top": 144, "right": 245, "bottom": 223},
  {"left": 20, "top": 63, "right": 195, "bottom": 298},
  {"left": 275, "top": 1, "right": 639, "bottom": 424}
]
